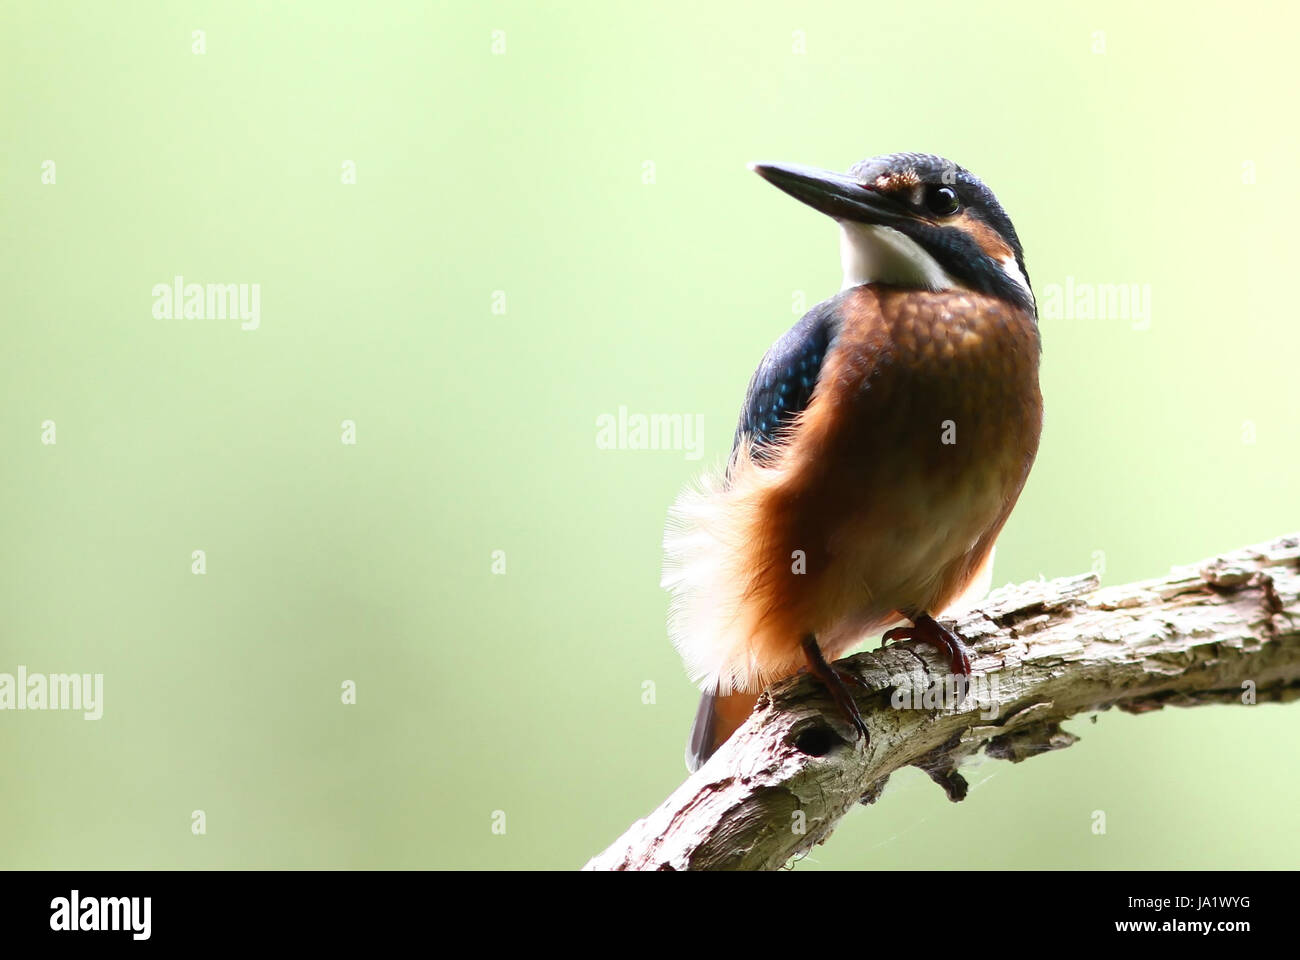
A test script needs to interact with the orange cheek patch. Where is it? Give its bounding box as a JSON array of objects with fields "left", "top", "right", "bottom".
[{"left": 953, "top": 211, "right": 1015, "bottom": 262}]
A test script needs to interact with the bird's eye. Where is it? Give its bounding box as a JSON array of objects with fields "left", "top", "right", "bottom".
[{"left": 923, "top": 185, "right": 961, "bottom": 216}]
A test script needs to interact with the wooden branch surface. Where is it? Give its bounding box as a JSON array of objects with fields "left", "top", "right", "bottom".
[{"left": 585, "top": 533, "right": 1300, "bottom": 871}]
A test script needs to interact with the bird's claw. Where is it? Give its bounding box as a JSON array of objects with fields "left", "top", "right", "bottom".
[
  {"left": 880, "top": 615, "right": 973, "bottom": 676},
  {"left": 800, "top": 635, "right": 870, "bottom": 744}
]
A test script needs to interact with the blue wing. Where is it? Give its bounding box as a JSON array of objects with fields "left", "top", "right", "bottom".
[{"left": 731, "top": 294, "right": 842, "bottom": 467}]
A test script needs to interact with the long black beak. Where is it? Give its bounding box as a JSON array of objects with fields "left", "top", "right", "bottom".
[{"left": 749, "top": 162, "right": 905, "bottom": 226}]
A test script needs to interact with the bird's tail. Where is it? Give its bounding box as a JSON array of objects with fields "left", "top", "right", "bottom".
[{"left": 686, "top": 689, "right": 761, "bottom": 772}]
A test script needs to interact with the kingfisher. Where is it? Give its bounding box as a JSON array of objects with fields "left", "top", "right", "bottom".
[{"left": 662, "top": 153, "right": 1042, "bottom": 771}]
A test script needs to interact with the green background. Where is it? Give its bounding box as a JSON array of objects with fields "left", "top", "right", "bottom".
[{"left": 2, "top": 1, "right": 1296, "bottom": 869}]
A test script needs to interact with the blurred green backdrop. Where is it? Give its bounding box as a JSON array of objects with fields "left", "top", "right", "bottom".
[{"left": 2, "top": 0, "right": 1296, "bottom": 869}]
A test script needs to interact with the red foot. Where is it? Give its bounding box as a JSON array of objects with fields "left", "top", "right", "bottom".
[
  {"left": 881, "top": 614, "right": 973, "bottom": 676},
  {"left": 800, "top": 635, "right": 869, "bottom": 743}
]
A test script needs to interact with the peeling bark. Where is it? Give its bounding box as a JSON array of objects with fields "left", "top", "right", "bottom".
[{"left": 584, "top": 534, "right": 1300, "bottom": 871}]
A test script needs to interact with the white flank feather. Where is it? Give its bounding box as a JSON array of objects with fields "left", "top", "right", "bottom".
[{"left": 660, "top": 445, "right": 770, "bottom": 694}]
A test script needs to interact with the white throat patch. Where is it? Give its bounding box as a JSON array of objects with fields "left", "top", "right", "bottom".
[
  {"left": 998, "top": 253, "right": 1034, "bottom": 306},
  {"left": 839, "top": 221, "right": 957, "bottom": 292}
]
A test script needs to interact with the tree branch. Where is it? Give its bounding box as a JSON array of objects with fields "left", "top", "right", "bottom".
[{"left": 584, "top": 533, "right": 1300, "bottom": 871}]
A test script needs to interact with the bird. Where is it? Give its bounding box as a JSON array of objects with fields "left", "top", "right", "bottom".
[{"left": 662, "top": 152, "right": 1042, "bottom": 771}]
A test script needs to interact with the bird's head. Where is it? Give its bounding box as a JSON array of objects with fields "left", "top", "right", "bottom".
[{"left": 751, "top": 152, "right": 1034, "bottom": 315}]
